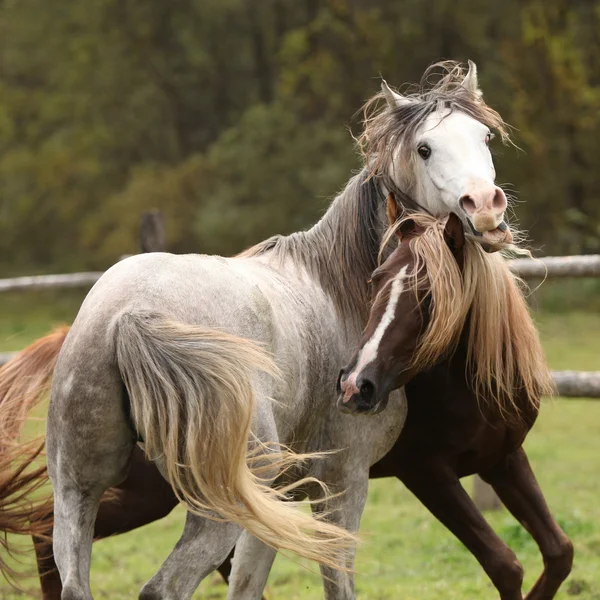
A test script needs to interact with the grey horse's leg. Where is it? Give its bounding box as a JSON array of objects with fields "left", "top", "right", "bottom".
[
  {"left": 313, "top": 464, "right": 370, "bottom": 600},
  {"left": 139, "top": 513, "right": 242, "bottom": 600},
  {"left": 141, "top": 400, "right": 279, "bottom": 600},
  {"left": 47, "top": 366, "right": 136, "bottom": 600},
  {"left": 224, "top": 402, "right": 281, "bottom": 600},
  {"left": 225, "top": 533, "right": 277, "bottom": 600}
]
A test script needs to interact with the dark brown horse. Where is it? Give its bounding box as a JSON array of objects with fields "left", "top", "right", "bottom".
[
  {"left": 1, "top": 210, "right": 571, "bottom": 599},
  {"left": 338, "top": 204, "right": 573, "bottom": 599}
]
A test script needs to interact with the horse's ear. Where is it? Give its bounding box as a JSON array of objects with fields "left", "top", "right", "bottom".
[
  {"left": 381, "top": 79, "right": 411, "bottom": 109},
  {"left": 443, "top": 213, "right": 465, "bottom": 258},
  {"left": 386, "top": 193, "right": 399, "bottom": 227},
  {"left": 396, "top": 218, "right": 419, "bottom": 241},
  {"left": 461, "top": 60, "right": 483, "bottom": 99}
]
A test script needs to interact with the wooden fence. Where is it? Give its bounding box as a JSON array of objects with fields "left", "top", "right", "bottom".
[
  {"left": 2, "top": 226, "right": 599, "bottom": 396},
  {"left": 2, "top": 254, "right": 599, "bottom": 295}
]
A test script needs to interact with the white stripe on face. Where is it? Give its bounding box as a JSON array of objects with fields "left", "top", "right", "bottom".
[{"left": 343, "top": 266, "right": 408, "bottom": 401}]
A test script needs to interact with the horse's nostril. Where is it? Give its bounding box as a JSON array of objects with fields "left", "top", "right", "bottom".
[
  {"left": 492, "top": 187, "right": 507, "bottom": 211},
  {"left": 359, "top": 379, "right": 376, "bottom": 402},
  {"left": 459, "top": 194, "right": 477, "bottom": 216}
]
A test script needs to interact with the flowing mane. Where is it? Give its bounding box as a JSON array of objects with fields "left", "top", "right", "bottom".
[
  {"left": 240, "top": 61, "right": 519, "bottom": 323},
  {"left": 240, "top": 170, "right": 384, "bottom": 325},
  {"left": 359, "top": 61, "right": 510, "bottom": 186},
  {"left": 391, "top": 213, "right": 555, "bottom": 417}
]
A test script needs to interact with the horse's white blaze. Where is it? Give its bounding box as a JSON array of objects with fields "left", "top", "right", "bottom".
[{"left": 343, "top": 266, "right": 408, "bottom": 401}]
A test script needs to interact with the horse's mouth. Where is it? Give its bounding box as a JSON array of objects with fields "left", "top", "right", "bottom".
[
  {"left": 481, "top": 220, "right": 512, "bottom": 245},
  {"left": 468, "top": 218, "right": 513, "bottom": 246},
  {"left": 337, "top": 393, "right": 388, "bottom": 416}
]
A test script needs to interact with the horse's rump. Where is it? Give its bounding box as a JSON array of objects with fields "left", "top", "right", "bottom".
[{"left": 112, "top": 309, "right": 356, "bottom": 568}]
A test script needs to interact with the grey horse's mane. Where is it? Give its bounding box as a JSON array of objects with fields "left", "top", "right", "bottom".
[
  {"left": 240, "top": 169, "right": 384, "bottom": 325},
  {"left": 242, "top": 61, "right": 510, "bottom": 324},
  {"left": 359, "top": 61, "right": 511, "bottom": 187}
]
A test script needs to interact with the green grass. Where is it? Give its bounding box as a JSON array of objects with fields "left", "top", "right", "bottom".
[{"left": 1, "top": 293, "right": 599, "bottom": 599}]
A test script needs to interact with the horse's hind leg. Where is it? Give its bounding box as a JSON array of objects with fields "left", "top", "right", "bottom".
[
  {"left": 46, "top": 364, "right": 136, "bottom": 600},
  {"left": 481, "top": 447, "right": 573, "bottom": 600},
  {"left": 35, "top": 445, "right": 231, "bottom": 599}
]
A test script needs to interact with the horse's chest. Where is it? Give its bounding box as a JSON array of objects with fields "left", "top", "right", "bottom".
[
  {"left": 388, "top": 393, "right": 529, "bottom": 478},
  {"left": 402, "top": 393, "right": 483, "bottom": 452}
]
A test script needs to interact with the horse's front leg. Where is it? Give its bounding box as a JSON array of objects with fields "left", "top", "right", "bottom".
[
  {"left": 311, "top": 464, "right": 370, "bottom": 600},
  {"left": 399, "top": 460, "right": 525, "bottom": 600},
  {"left": 481, "top": 447, "right": 573, "bottom": 600}
]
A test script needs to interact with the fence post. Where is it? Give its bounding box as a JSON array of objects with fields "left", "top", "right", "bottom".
[{"left": 139, "top": 210, "right": 165, "bottom": 253}]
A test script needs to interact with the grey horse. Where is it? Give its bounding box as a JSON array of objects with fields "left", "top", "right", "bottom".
[{"left": 47, "top": 61, "right": 515, "bottom": 599}]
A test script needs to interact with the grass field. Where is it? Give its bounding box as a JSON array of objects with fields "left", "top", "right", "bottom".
[{"left": 1, "top": 292, "right": 599, "bottom": 599}]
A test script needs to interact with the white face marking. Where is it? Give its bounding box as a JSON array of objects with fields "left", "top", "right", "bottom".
[{"left": 343, "top": 266, "right": 408, "bottom": 400}]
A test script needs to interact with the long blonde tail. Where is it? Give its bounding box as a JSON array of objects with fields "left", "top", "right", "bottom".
[
  {"left": 0, "top": 327, "right": 68, "bottom": 584},
  {"left": 115, "top": 311, "right": 355, "bottom": 569}
]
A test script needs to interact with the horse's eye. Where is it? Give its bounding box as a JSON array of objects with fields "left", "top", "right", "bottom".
[
  {"left": 370, "top": 273, "right": 381, "bottom": 288},
  {"left": 485, "top": 132, "right": 494, "bottom": 145},
  {"left": 417, "top": 144, "right": 431, "bottom": 159}
]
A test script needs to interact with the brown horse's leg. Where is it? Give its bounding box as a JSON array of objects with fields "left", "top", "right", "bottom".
[
  {"left": 34, "top": 529, "right": 62, "bottom": 600},
  {"left": 399, "top": 463, "right": 524, "bottom": 600},
  {"left": 481, "top": 448, "right": 573, "bottom": 600},
  {"left": 92, "top": 446, "right": 178, "bottom": 537}
]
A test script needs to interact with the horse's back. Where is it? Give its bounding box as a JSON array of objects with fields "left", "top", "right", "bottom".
[{"left": 48, "top": 253, "right": 274, "bottom": 445}]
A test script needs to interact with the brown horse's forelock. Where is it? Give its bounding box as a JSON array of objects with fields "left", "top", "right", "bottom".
[
  {"left": 358, "top": 61, "right": 511, "bottom": 186},
  {"left": 383, "top": 214, "right": 554, "bottom": 420}
]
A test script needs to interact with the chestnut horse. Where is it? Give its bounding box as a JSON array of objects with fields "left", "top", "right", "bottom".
[{"left": 338, "top": 205, "right": 573, "bottom": 599}]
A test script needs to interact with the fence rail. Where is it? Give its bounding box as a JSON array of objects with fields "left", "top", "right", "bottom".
[
  {"left": 1, "top": 240, "right": 598, "bottom": 400},
  {"left": 0, "top": 212, "right": 165, "bottom": 293},
  {"left": 2, "top": 255, "right": 600, "bottom": 294},
  {"left": 0, "top": 352, "right": 597, "bottom": 398},
  {"left": 0, "top": 272, "right": 103, "bottom": 293},
  {"left": 508, "top": 254, "right": 600, "bottom": 279}
]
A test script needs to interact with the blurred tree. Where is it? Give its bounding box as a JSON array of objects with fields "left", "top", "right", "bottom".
[{"left": 0, "top": 0, "right": 598, "bottom": 274}]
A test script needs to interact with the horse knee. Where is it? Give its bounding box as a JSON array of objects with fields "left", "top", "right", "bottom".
[
  {"left": 485, "top": 548, "right": 524, "bottom": 594},
  {"left": 545, "top": 535, "right": 574, "bottom": 581}
]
